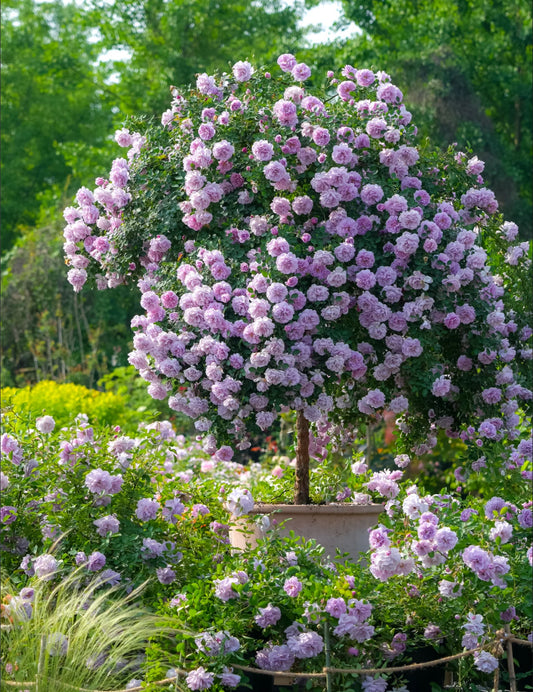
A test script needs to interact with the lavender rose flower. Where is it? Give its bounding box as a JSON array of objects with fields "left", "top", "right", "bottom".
[
  {"left": 214, "top": 576, "right": 240, "bottom": 602},
  {"left": 287, "top": 631, "right": 324, "bottom": 658},
  {"left": 218, "top": 669, "right": 240, "bottom": 688},
  {"left": 87, "top": 551, "right": 106, "bottom": 571},
  {"left": 93, "top": 514, "right": 120, "bottom": 537},
  {"left": 474, "top": 651, "right": 499, "bottom": 673},
  {"left": 283, "top": 576, "right": 303, "bottom": 597},
  {"left": 36, "top": 415, "right": 55, "bottom": 433},
  {"left": 157, "top": 567, "right": 176, "bottom": 584},
  {"left": 256, "top": 644, "right": 295, "bottom": 671},
  {"left": 33, "top": 554, "right": 59, "bottom": 581},
  {"left": 186, "top": 666, "right": 215, "bottom": 690},
  {"left": 225, "top": 488, "right": 254, "bottom": 517},
  {"left": 135, "top": 497, "right": 159, "bottom": 521},
  {"left": 255, "top": 604, "right": 282, "bottom": 628}
]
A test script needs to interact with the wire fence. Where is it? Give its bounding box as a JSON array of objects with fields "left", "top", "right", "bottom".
[{"left": 2, "top": 628, "right": 531, "bottom": 692}]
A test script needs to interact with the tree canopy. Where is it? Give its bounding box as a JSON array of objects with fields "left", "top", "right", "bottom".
[
  {"left": 1, "top": 0, "right": 117, "bottom": 248},
  {"left": 85, "top": 0, "right": 309, "bottom": 116}
]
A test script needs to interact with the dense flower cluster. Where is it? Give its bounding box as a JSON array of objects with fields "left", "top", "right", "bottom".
[
  {"left": 364, "top": 484, "right": 532, "bottom": 621},
  {"left": 158, "top": 474, "right": 531, "bottom": 690},
  {"left": 0, "top": 413, "right": 248, "bottom": 590},
  {"left": 62, "top": 54, "right": 532, "bottom": 468}
]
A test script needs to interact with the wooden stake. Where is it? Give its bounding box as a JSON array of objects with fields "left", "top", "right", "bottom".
[
  {"left": 492, "top": 665, "right": 499, "bottom": 692},
  {"left": 324, "top": 621, "right": 332, "bottom": 692},
  {"left": 365, "top": 424, "right": 372, "bottom": 466},
  {"left": 443, "top": 666, "right": 454, "bottom": 687},
  {"left": 505, "top": 625, "right": 517, "bottom": 692}
]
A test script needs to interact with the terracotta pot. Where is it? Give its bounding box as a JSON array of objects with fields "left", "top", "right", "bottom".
[{"left": 230, "top": 503, "right": 383, "bottom": 562}]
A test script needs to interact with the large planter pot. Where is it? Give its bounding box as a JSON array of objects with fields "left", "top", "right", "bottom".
[{"left": 230, "top": 503, "right": 383, "bottom": 562}]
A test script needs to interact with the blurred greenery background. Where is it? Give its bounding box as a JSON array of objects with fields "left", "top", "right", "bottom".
[{"left": 1, "top": 0, "right": 531, "bottom": 395}]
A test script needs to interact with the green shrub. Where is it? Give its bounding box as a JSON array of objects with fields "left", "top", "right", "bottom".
[{"left": 1, "top": 380, "right": 134, "bottom": 430}]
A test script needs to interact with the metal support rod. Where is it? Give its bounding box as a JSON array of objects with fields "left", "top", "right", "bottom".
[{"left": 324, "top": 621, "right": 332, "bottom": 692}]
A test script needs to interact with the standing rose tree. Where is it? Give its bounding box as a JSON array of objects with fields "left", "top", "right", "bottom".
[{"left": 64, "top": 55, "right": 532, "bottom": 504}]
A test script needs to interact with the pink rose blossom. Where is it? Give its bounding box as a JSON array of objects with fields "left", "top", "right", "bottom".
[
  {"left": 292, "top": 62, "right": 311, "bottom": 81},
  {"left": 277, "top": 53, "right": 297, "bottom": 72},
  {"left": 366, "top": 118, "right": 387, "bottom": 138},
  {"left": 357, "top": 69, "right": 375, "bottom": 86},
  {"left": 212, "top": 140, "right": 234, "bottom": 161},
  {"left": 312, "top": 127, "right": 331, "bottom": 146},
  {"left": 273, "top": 99, "right": 298, "bottom": 127},
  {"left": 360, "top": 184, "right": 384, "bottom": 205},
  {"left": 283, "top": 576, "right": 303, "bottom": 597},
  {"left": 444, "top": 313, "right": 461, "bottom": 329},
  {"left": 252, "top": 140, "right": 274, "bottom": 161},
  {"left": 36, "top": 416, "right": 55, "bottom": 434},
  {"left": 292, "top": 196, "right": 313, "bottom": 215},
  {"left": 232, "top": 60, "right": 253, "bottom": 82}
]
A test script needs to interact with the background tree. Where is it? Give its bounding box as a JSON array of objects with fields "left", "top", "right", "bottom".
[
  {"left": 336, "top": 0, "right": 532, "bottom": 235},
  {"left": 0, "top": 0, "right": 119, "bottom": 250},
  {"left": 85, "top": 0, "right": 309, "bottom": 117},
  {"left": 0, "top": 220, "right": 140, "bottom": 388}
]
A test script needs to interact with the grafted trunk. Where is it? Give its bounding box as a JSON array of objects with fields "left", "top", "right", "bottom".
[{"left": 294, "top": 410, "right": 310, "bottom": 505}]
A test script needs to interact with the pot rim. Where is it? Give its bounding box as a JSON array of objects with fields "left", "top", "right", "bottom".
[{"left": 252, "top": 502, "right": 384, "bottom": 515}]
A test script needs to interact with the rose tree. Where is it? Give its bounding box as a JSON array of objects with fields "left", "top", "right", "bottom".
[{"left": 64, "top": 54, "right": 532, "bottom": 504}]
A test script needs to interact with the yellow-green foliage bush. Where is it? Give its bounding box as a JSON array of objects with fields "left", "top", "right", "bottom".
[{"left": 1, "top": 380, "right": 132, "bottom": 429}]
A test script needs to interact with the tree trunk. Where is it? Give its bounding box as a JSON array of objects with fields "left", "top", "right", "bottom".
[{"left": 294, "top": 411, "right": 310, "bottom": 505}]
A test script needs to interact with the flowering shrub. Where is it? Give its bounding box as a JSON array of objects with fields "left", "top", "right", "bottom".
[
  {"left": 146, "top": 481, "right": 532, "bottom": 691},
  {"left": 0, "top": 410, "right": 246, "bottom": 593},
  {"left": 62, "top": 54, "right": 531, "bottom": 503},
  {"left": 1, "top": 407, "right": 531, "bottom": 689}
]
